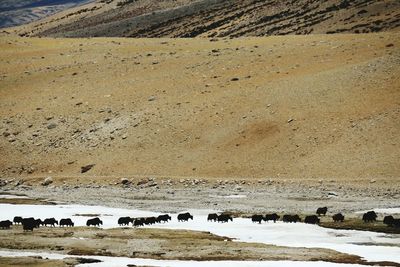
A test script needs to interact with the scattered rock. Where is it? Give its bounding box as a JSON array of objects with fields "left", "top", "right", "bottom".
[
  {"left": 328, "top": 191, "right": 338, "bottom": 197},
  {"left": 386, "top": 43, "right": 394, "bottom": 48},
  {"left": 231, "top": 77, "right": 239, "bottom": 81},
  {"left": 41, "top": 177, "right": 53, "bottom": 186},
  {"left": 148, "top": 96, "right": 156, "bottom": 101},
  {"left": 81, "top": 164, "right": 95, "bottom": 173},
  {"left": 121, "top": 178, "right": 130, "bottom": 185},
  {"left": 370, "top": 179, "right": 376, "bottom": 184},
  {"left": 47, "top": 123, "right": 57, "bottom": 129},
  {"left": 287, "top": 118, "right": 294, "bottom": 123}
]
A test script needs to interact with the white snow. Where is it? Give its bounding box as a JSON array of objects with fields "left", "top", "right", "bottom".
[
  {"left": 0, "top": 250, "right": 373, "bottom": 267},
  {"left": 0, "top": 204, "right": 399, "bottom": 264},
  {"left": 0, "top": 194, "right": 28, "bottom": 199}
]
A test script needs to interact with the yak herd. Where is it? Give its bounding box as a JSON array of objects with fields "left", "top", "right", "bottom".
[{"left": 0, "top": 207, "right": 399, "bottom": 231}]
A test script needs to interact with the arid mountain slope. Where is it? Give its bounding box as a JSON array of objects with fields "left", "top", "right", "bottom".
[
  {"left": 0, "top": 33, "right": 399, "bottom": 179},
  {"left": 8, "top": 0, "right": 400, "bottom": 38}
]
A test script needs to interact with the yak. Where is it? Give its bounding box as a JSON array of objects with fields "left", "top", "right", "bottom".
[
  {"left": 0, "top": 220, "right": 12, "bottom": 229},
  {"left": 217, "top": 214, "right": 233, "bottom": 223},
  {"left": 13, "top": 216, "right": 23, "bottom": 225},
  {"left": 251, "top": 215, "right": 264, "bottom": 224},
  {"left": 362, "top": 211, "right": 377, "bottom": 223},
  {"left": 157, "top": 214, "right": 171, "bottom": 223},
  {"left": 60, "top": 218, "right": 74, "bottom": 227},
  {"left": 316, "top": 207, "right": 328, "bottom": 216},
  {"left": 305, "top": 215, "right": 320, "bottom": 224},
  {"left": 177, "top": 212, "right": 193, "bottom": 222},
  {"left": 118, "top": 217, "right": 133, "bottom": 226},
  {"left": 86, "top": 217, "right": 103, "bottom": 227},
  {"left": 265, "top": 213, "right": 280, "bottom": 223},
  {"left": 282, "top": 214, "right": 301, "bottom": 223},
  {"left": 43, "top": 218, "right": 58, "bottom": 227},
  {"left": 207, "top": 213, "right": 218, "bottom": 222},
  {"left": 332, "top": 213, "right": 345, "bottom": 222},
  {"left": 22, "top": 218, "right": 36, "bottom": 231}
]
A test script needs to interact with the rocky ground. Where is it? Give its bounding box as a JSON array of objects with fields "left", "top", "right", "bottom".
[
  {"left": 1, "top": 176, "right": 399, "bottom": 217},
  {"left": 1, "top": 33, "right": 399, "bottom": 179}
]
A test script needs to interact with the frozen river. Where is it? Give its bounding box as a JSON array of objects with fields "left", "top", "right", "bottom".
[{"left": 0, "top": 203, "right": 399, "bottom": 266}]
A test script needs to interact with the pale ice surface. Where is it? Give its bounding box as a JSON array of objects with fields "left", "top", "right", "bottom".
[
  {"left": 0, "top": 250, "right": 375, "bottom": 267},
  {"left": 0, "top": 194, "right": 28, "bottom": 199},
  {"left": 0, "top": 204, "right": 399, "bottom": 263}
]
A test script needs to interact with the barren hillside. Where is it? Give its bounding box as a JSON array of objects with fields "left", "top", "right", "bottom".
[
  {"left": 1, "top": 33, "right": 399, "bottom": 180},
  {"left": 8, "top": 0, "right": 400, "bottom": 38}
]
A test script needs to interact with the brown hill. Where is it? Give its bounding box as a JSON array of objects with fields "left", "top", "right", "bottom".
[
  {"left": 0, "top": 32, "right": 399, "bottom": 180},
  {"left": 7, "top": 0, "right": 400, "bottom": 38}
]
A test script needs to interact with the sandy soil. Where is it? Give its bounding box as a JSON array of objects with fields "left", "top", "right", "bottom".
[{"left": 0, "top": 33, "right": 399, "bottom": 180}]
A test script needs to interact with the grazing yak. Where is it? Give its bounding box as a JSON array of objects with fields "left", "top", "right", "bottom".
[
  {"left": 157, "top": 214, "right": 171, "bottom": 223},
  {"left": 207, "top": 213, "right": 218, "bottom": 222},
  {"left": 133, "top": 218, "right": 145, "bottom": 227},
  {"left": 177, "top": 212, "right": 193, "bottom": 222},
  {"left": 22, "top": 218, "right": 37, "bottom": 231},
  {"left": 118, "top": 217, "right": 133, "bottom": 226},
  {"left": 362, "top": 211, "right": 377, "bottom": 223},
  {"left": 316, "top": 207, "right": 328, "bottom": 216},
  {"left": 13, "top": 216, "right": 23, "bottom": 225},
  {"left": 43, "top": 218, "right": 58, "bottom": 227},
  {"left": 282, "top": 214, "right": 301, "bottom": 223},
  {"left": 86, "top": 217, "right": 103, "bottom": 227},
  {"left": 332, "top": 213, "right": 345, "bottom": 222},
  {"left": 0, "top": 220, "right": 12, "bottom": 229},
  {"left": 265, "top": 213, "right": 280, "bottom": 223},
  {"left": 251, "top": 215, "right": 264, "bottom": 224},
  {"left": 305, "top": 215, "right": 320, "bottom": 224},
  {"left": 217, "top": 214, "right": 233, "bottom": 223},
  {"left": 60, "top": 218, "right": 74, "bottom": 227}
]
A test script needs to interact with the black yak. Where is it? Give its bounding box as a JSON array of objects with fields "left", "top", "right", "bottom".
[
  {"left": 316, "top": 207, "right": 328, "bottom": 216},
  {"left": 332, "top": 213, "right": 345, "bottom": 222},
  {"left": 251, "top": 215, "right": 264, "bottom": 224},
  {"left": 217, "top": 214, "right": 233, "bottom": 223},
  {"left": 13, "top": 216, "right": 23, "bottom": 225},
  {"left": 305, "top": 215, "right": 320, "bottom": 224},
  {"left": 60, "top": 218, "right": 74, "bottom": 227},
  {"left": 207, "top": 213, "right": 218, "bottom": 222},
  {"left": 177, "top": 212, "right": 193, "bottom": 222},
  {"left": 265, "top": 213, "right": 280, "bottom": 223},
  {"left": 22, "top": 218, "right": 36, "bottom": 231},
  {"left": 282, "top": 214, "right": 301, "bottom": 223},
  {"left": 43, "top": 218, "right": 58, "bottom": 227},
  {"left": 157, "top": 214, "right": 171, "bottom": 223},
  {"left": 0, "top": 220, "right": 12, "bottom": 229},
  {"left": 362, "top": 211, "right": 377, "bottom": 223},
  {"left": 86, "top": 217, "right": 103, "bottom": 227},
  {"left": 118, "top": 217, "right": 133, "bottom": 226}
]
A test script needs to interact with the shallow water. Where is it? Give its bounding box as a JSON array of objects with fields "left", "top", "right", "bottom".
[{"left": 0, "top": 203, "right": 399, "bottom": 263}]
